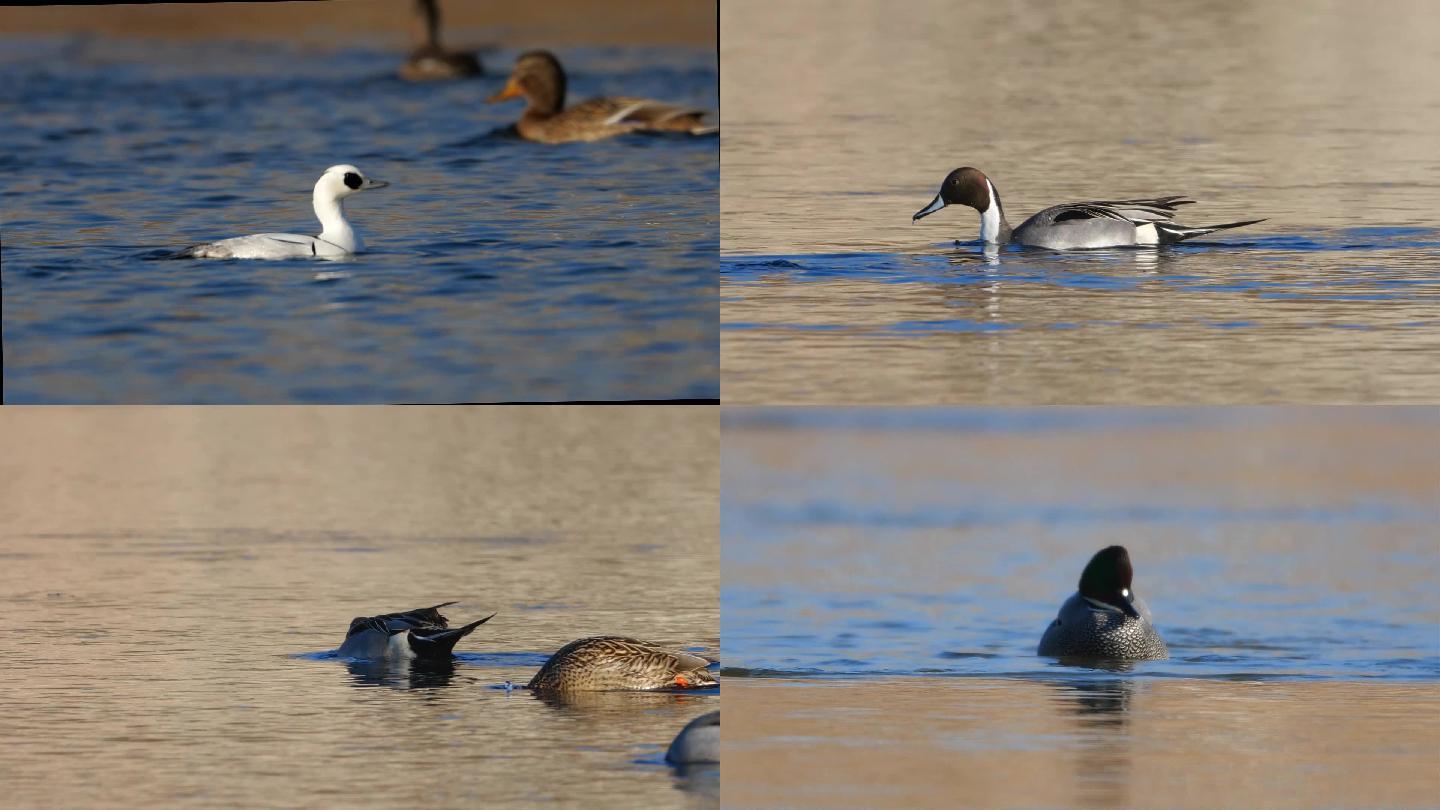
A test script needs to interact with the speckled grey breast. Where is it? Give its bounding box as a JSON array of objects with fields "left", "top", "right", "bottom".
[
  {"left": 666, "top": 710, "right": 720, "bottom": 764},
  {"left": 1038, "top": 592, "right": 1169, "bottom": 660}
]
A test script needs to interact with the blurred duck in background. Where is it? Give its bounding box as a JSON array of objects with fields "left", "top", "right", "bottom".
[
  {"left": 487, "top": 50, "right": 716, "bottom": 143},
  {"left": 399, "top": 0, "right": 482, "bottom": 81}
]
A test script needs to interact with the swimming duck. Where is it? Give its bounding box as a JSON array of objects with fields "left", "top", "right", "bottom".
[
  {"left": 337, "top": 601, "right": 495, "bottom": 660},
  {"left": 398, "top": 0, "right": 482, "bottom": 81},
  {"left": 486, "top": 50, "right": 715, "bottom": 143},
  {"left": 175, "top": 164, "right": 388, "bottom": 260},
  {"left": 913, "top": 167, "right": 1264, "bottom": 250},
  {"left": 1038, "top": 546, "right": 1169, "bottom": 660},
  {"left": 666, "top": 710, "right": 720, "bottom": 764},
  {"left": 526, "top": 636, "right": 718, "bottom": 691}
]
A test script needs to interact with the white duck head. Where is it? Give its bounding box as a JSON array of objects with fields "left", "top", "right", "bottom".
[{"left": 313, "top": 164, "right": 388, "bottom": 252}]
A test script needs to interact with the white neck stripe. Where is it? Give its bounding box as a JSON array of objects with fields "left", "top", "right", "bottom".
[{"left": 979, "top": 179, "right": 1002, "bottom": 244}]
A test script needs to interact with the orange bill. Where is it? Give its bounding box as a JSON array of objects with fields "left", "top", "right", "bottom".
[{"left": 486, "top": 77, "right": 523, "bottom": 103}]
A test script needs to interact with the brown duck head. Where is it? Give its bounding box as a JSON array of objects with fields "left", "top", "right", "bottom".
[{"left": 487, "top": 50, "right": 567, "bottom": 115}]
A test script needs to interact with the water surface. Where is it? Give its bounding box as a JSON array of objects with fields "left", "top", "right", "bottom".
[
  {"left": 0, "top": 407, "right": 719, "bottom": 808},
  {"left": 725, "top": 679, "right": 1439, "bottom": 809},
  {"left": 720, "top": 0, "right": 1440, "bottom": 404},
  {"left": 722, "top": 407, "right": 1440, "bottom": 807},
  {"left": 1, "top": 38, "right": 718, "bottom": 403}
]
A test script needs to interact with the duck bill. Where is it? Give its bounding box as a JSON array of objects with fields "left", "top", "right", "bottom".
[
  {"left": 912, "top": 192, "right": 946, "bottom": 222},
  {"left": 364, "top": 178, "right": 390, "bottom": 190},
  {"left": 1117, "top": 593, "right": 1141, "bottom": 619},
  {"left": 486, "top": 77, "right": 523, "bottom": 103}
]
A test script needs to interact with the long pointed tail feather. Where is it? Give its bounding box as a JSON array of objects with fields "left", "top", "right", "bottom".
[
  {"left": 407, "top": 612, "right": 496, "bottom": 658},
  {"left": 1156, "top": 218, "right": 1266, "bottom": 244}
]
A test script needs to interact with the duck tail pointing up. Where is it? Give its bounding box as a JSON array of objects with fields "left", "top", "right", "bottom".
[
  {"left": 407, "top": 612, "right": 496, "bottom": 658},
  {"left": 1155, "top": 218, "right": 1266, "bottom": 244}
]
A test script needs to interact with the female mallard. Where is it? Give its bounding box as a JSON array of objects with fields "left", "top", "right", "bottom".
[
  {"left": 486, "top": 50, "right": 715, "bottom": 144},
  {"left": 337, "top": 601, "right": 495, "bottom": 660},
  {"left": 527, "top": 636, "right": 718, "bottom": 691}
]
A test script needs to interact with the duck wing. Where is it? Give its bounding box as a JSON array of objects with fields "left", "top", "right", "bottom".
[
  {"left": 345, "top": 601, "right": 458, "bottom": 638},
  {"left": 557, "top": 96, "right": 710, "bottom": 133},
  {"left": 1035, "top": 196, "right": 1195, "bottom": 227},
  {"left": 174, "top": 233, "right": 324, "bottom": 260}
]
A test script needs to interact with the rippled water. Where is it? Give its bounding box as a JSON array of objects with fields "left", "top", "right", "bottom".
[
  {"left": 723, "top": 408, "right": 1439, "bottom": 680},
  {"left": 720, "top": 0, "right": 1440, "bottom": 404},
  {"left": 0, "top": 38, "right": 717, "bottom": 403},
  {"left": 721, "top": 408, "right": 1440, "bottom": 807},
  {"left": 0, "top": 408, "right": 719, "bottom": 808}
]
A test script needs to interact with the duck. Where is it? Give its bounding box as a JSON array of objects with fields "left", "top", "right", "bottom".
[
  {"left": 526, "top": 636, "right": 718, "bottom": 691},
  {"left": 337, "top": 601, "right": 495, "bottom": 660},
  {"left": 175, "top": 164, "right": 388, "bottom": 260},
  {"left": 486, "top": 50, "right": 715, "bottom": 144},
  {"left": 913, "top": 167, "right": 1264, "bottom": 250},
  {"left": 1037, "top": 546, "right": 1169, "bottom": 660},
  {"left": 666, "top": 710, "right": 720, "bottom": 764},
  {"left": 398, "top": 0, "right": 482, "bottom": 81}
]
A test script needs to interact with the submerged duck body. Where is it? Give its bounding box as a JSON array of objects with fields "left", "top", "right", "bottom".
[
  {"left": 487, "top": 50, "right": 715, "bottom": 144},
  {"left": 175, "top": 164, "right": 388, "bottom": 260},
  {"left": 913, "top": 166, "right": 1263, "bottom": 250},
  {"left": 337, "top": 601, "right": 494, "bottom": 660},
  {"left": 526, "top": 636, "right": 718, "bottom": 692},
  {"left": 666, "top": 710, "right": 720, "bottom": 764},
  {"left": 1038, "top": 546, "right": 1168, "bottom": 661}
]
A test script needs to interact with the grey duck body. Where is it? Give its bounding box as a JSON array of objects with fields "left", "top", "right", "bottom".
[
  {"left": 1012, "top": 205, "right": 1164, "bottom": 250},
  {"left": 1037, "top": 546, "right": 1168, "bottom": 661},
  {"left": 1037, "top": 591, "right": 1168, "bottom": 660},
  {"left": 666, "top": 710, "right": 720, "bottom": 764}
]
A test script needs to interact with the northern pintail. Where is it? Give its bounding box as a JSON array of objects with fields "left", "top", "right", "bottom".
[
  {"left": 1038, "top": 546, "right": 1169, "bottom": 660},
  {"left": 526, "top": 636, "right": 718, "bottom": 692},
  {"left": 487, "top": 51, "right": 716, "bottom": 144},
  {"left": 337, "top": 601, "right": 495, "bottom": 660},
  {"left": 913, "top": 167, "right": 1264, "bottom": 250},
  {"left": 175, "top": 165, "right": 388, "bottom": 260},
  {"left": 666, "top": 710, "right": 720, "bottom": 764}
]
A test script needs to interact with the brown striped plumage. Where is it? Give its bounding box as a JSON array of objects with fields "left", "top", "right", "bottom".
[
  {"left": 486, "top": 50, "right": 715, "bottom": 144},
  {"left": 527, "top": 636, "right": 718, "bottom": 692}
]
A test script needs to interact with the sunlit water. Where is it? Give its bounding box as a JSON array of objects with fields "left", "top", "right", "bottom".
[
  {"left": 0, "top": 408, "right": 719, "bottom": 808},
  {"left": 721, "top": 408, "right": 1440, "bottom": 807},
  {"left": 720, "top": 0, "right": 1440, "bottom": 404},
  {"left": 0, "top": 38, "right": 717, "bottom": 403}
]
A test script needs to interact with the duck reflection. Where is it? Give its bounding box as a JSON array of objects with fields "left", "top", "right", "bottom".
[
  {"left": 1046, "top": 677, "right": 1139, "bottom": 807},
  {"left": 1053, "top": 675, "right": 1137, "bottom": 722},
  {"left": 670, "top": 760, "right": 719, "bottom": 799},
  {"left": 344, "top": 656, "right": 459, "bottom": 690},
  {"left": 941, "top": 245, "right": 1002, "bottom": 268},
  {"left": 528, "top": 684, "right": 718, "bottom": 714}
]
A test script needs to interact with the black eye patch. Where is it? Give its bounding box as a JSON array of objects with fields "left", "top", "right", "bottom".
[{"left": 343, "top": 172, "right": 362, "bottom": 189}]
